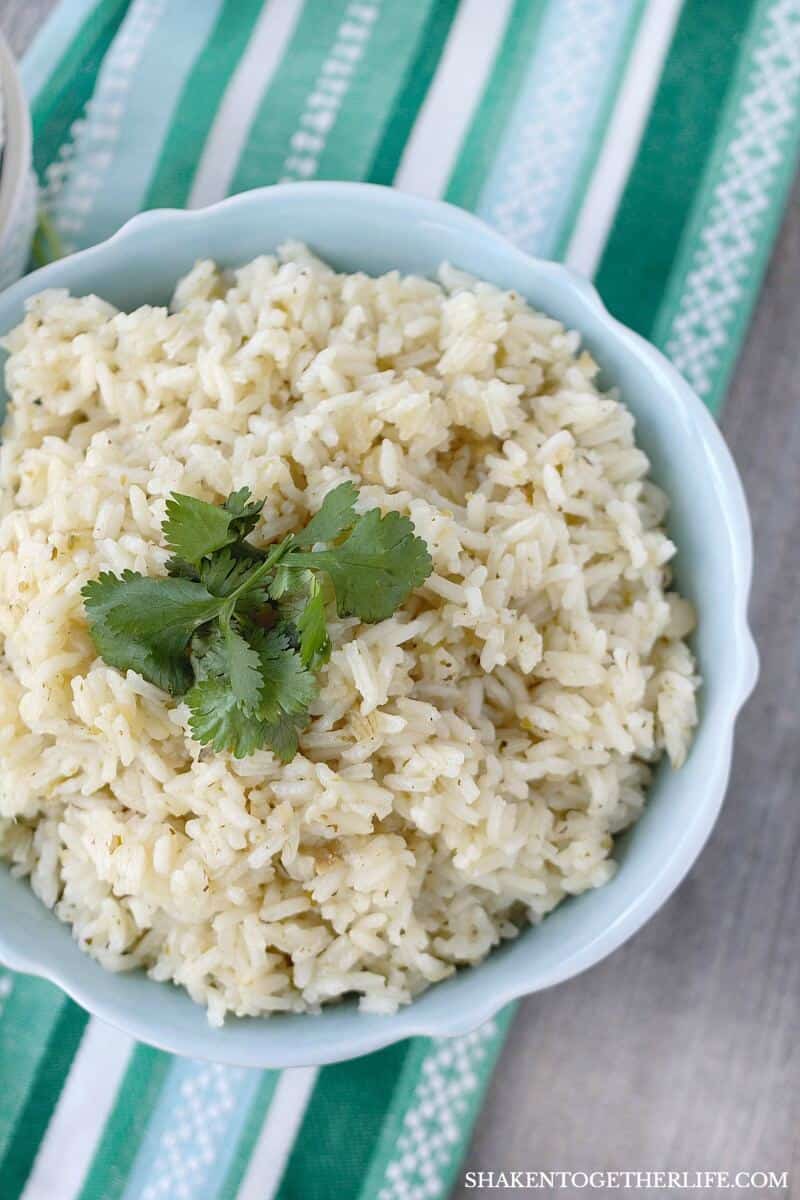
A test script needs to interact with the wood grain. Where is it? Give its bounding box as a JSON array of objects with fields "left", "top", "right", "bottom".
[{"left": 1, "top": 2, "right": 797, "bottom": 1195}]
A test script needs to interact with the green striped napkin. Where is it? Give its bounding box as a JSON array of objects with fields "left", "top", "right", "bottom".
[{"left": 2, "top": 1, "right": 799, "bottom": 1197}]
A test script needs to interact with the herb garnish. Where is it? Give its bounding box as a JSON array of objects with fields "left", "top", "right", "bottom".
[{"left": 82, "top": 483, "right": 432, "bottom": 760}]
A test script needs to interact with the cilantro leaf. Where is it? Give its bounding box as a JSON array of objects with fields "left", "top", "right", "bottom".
[
  {"left": 200, "top": 548, "right": 260, "bottom": 598},
  {"left": 165, "top": 556, "right": 201, "bottom": 581},
  {"left": 290, "top": 508, "right": 432, "bottom": 621},
  {"left": 163, "top": 489, "right": 264, "bottom": 566},
  {"left": 199, "top": 551, "right": 273, "bottom": 623},
  {"left": 268, "top": 568, "right": 314, "bottom": 621},
  {"left": 260, "top": 711, "right": 309, "bottom": 763},
  {"left": 268, "top": 562, "right": 296, "bottom": 600},
  {"left": 224, "top": 624, "right": 263, "bottom": 710},
  {"left": 82, "top": 571, "right": 221, "bottom": 694},
  {"left": 163, "top": 493, "right": 240, "bottom": 565},
  {"left": 296, "top": 576, "right": 331, "bottom": 669},
  {"left": 189, "top": 622, "right": 262, "bottom": 711},
  {"left": 189, "top": 624, "right": 229, "bottom": 681},
  {"left": 186, "top": 631, "right": 314, "bottom": 759},
  {"left": 292, "top": 481, "right": 359, "bottom": 548},
  {"left": 223, "top": 488, "right": 264, "bottom": 540},
  {"left": 187, "top": 680, "right": 309, "bottom": 762},
  {"left": 254, "top": 629, "right": 317, "bottom": 722},
  {"left": 186, "top": 679, "right": 270, "bottom": 759}
]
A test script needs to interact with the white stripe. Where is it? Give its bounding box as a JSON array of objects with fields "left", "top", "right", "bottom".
[
  {"left": 235, "top": 1067, "right": 319, "bottom": 1200},
  {"left": 188, "top": 0, "right": 305, "bottom": 209},
  {"left": 20, "top": 1020, "right": 135, "bottom": 1200},
  {"left": 564, "top": 0, "right": 685, "bottom": 277},
  {"left": 392, "top": 0, "right": 514, "bottom": 198}
]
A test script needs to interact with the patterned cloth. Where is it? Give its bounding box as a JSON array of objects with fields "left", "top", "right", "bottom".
[{"left": 1, "top": 1, "right": 799, "bottom": 1197}]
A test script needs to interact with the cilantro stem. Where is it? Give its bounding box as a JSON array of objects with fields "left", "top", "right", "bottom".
[{"left": 221, "top": 535, "right": 294, "bottom": 615}]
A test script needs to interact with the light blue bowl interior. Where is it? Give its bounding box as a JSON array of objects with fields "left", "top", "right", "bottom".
[{"left": 0, "top": 186, "right": 753, "bottom": 1065}]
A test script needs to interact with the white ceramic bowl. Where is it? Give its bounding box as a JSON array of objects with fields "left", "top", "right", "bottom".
[{"left": 0, "top": 183, "right": 758, "bottom": 1066}]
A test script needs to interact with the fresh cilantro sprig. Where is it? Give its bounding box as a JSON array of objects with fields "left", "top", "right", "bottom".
[{"left": 81, "top": 483, "right": 432, "bottom": 760}]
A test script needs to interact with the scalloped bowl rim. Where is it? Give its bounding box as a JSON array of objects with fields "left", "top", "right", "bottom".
[{"left": 0, "top": 183, "right": 758, "bottom": 1066}]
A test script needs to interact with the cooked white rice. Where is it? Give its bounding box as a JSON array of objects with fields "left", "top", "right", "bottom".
[{"left": 0, "top": 245, "right": 698, "bottom": 1023}]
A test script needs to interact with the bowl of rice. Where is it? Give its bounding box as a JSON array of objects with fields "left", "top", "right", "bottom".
[{"left": 0, "top": 183, "right": 757, "bottom": 1067}]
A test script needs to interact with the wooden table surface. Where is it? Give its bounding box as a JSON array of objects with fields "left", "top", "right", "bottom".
[{"left": 2, "top": 3, "right": 798, "bottom": 1195}]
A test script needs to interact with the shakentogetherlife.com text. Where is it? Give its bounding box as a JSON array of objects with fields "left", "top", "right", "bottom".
[{"left": 462, "top": 1169, "right": 789, "bottom": 1192}]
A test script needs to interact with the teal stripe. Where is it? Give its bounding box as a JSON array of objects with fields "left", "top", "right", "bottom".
[
  {"left": 652, "top": 0, "right": 800, "bottom": 414},
  {"left": 595, "top": 0, "right": 758, "bottom": 335},
  {"left": 0, "top": 1002, "right": 89, "bottom": 1197},
  {"left": 231, "top": 0, "right": 351, "bottom": 194},
  {"left": 30, "top": 0, "right": 130, "bottom": 181},
  {"left": 429, "top": 1010, "right": 516, "bottom": 1198},
  {"left": 367, "top": 0, "right": 460, "bottom": 185},
  {"left": 275, "top": 1041, "right": 414, "bottom": 1200},
  {"left": 78, "top": 1046, "right": 172, "bottom": 1200},
  {"left": 354, "top": 1040, "right": 443, "bottom": 1200},
  {"left": 0, "top": 979, "right": 71, "bottom": 1161},
  {"left": 143, "top": 0, "right": 264, "bottom": 209},
  {"left": 21, "top": 0, "right": 108, "bottom": 104},
  {"left": 311, "top": 0, "right": 440, "bottom": 182},
  {"left": 358, "top": 1009, "right": 517, "bottom": 1199},
  {"left": 218, "top": 1072, "right": 281, "bottom": 1200},
  {"left": 445, "top": 0, "right": 548, "bottom": 211}
]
